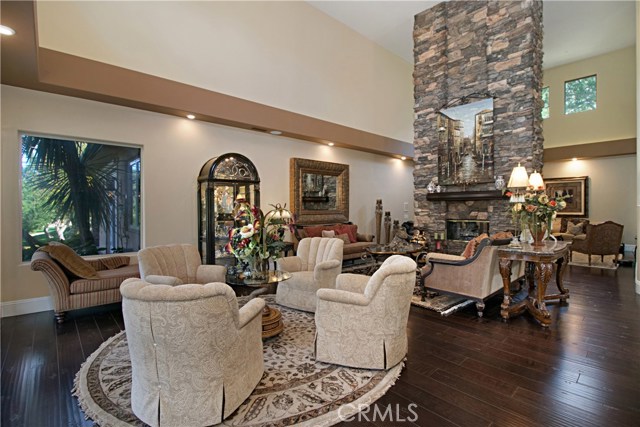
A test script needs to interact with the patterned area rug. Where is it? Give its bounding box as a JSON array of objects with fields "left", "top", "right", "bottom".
[
  {"left": 410, "top": 294, "right": 474, "bottom": 316},
  {"left": 568, "top": 252, "right": 619, "bottom": 270},
  {"left": 73, "top": 295, "right": 403, "bottom": 427}
]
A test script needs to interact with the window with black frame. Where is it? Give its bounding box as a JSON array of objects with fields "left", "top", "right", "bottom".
[{"left": 21, "top": 134, "right": 141, "bottom": 261}]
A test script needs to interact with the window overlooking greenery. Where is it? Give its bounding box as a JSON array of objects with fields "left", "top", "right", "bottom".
[
  {"left": 564, "top": 75, "right": 596, "bottom": 115},
  {"left": 541, "top": 86, "right": 549, "bottom": 119},
  {"left": 21, "top": 135, "right": 141, "bottom": 261}
]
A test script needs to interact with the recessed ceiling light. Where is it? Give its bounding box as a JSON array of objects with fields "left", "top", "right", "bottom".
[
  {"left": 327, "top": 142, "right": 335, "bottom": 147},
  {"left": 186, "top": 114, "right": 195, "bottom": 120},
  {"left": 0, "top": 25, "right": 16, "bottom": 36},
  {"left": 571, "top": 157, "right": 578, "bottom": 162},
  {"left": 400, "top": 156, "right": 407, "bottom": 161},
  {"left": 270, "top": 130, "right": 282, "bottom": 135}
]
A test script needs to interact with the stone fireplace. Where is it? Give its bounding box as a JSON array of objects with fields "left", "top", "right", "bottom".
[{"left": 412, "top": 0, "right": 544, "bottom": 253}]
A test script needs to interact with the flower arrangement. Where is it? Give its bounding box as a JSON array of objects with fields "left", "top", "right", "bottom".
[
  {"left": 506, "top": 190, "right": 568, "bottom": 243},
  {"left": 225, "top": 200, "right": 292, "bottom": 272}
]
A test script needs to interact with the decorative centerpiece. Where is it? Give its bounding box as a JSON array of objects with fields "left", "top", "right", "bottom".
[
  {"left": 226, "top": 199, "right": 293, "bottom": 280},
  {"left": 510, "top": 191, "right": 567, "bottom": 247}
]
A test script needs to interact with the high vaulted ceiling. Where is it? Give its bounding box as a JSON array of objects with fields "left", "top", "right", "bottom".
[{"left": 308, "top": 0, "right": 636, "bottom": 68}]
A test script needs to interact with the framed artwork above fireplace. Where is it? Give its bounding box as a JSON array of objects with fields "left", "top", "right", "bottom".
[{"left": 437, "top": 96, "right": 494, "bottom": 186}]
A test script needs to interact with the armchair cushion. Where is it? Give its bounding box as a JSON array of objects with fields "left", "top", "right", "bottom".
[
  {"left": 40, "top": 242, "right": 98, "bottom": 279},
  {"left": 69, "top": 264, "right": 140, "bottom": 294},
  {"left": 144, "top": 274, "right": 184, "bottom": 286}
]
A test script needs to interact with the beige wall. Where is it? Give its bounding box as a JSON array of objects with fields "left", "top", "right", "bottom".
[
  {"left": 543, "top": 46, "right": 636, "bottom": 148},
  {"left": 543, "top": 156, "right": 636, "bottom": 245},
  {"left": 0, "top": 85, "right": 414, "bottom": 303},
  {"left": 36, "top": 1, "right": 414, "bottom": 143}
]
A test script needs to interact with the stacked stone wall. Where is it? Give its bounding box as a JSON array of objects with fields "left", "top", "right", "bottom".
[{"left": 413, "top": 0, "right": 543, "bottom": 249}]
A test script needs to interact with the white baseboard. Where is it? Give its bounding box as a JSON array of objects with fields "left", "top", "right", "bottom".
[{"left": 1, "top": 296, "right": 52, "bottom": 318}]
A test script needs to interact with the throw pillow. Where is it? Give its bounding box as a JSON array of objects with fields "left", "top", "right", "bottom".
[
  {"left": 490, "top": 231, "right": 513, "bottom": 240},
  {"left": 40, "top": 242, "right": 98, "bottom": 279},
  {"left": 335, "top": 224, "right": 358, "bottom": 243},
  {"left": 99, "top": 257, "right": 129, "bottom": 270},
  {"left": 321, "top": 230, "right": 336, "bottom": 238},
  {"left": 336, "top": 233, "right": 351, "bottom": 245},
  {"left": 567, "top": 221, "right": 585, "bottom": 235},
  {"left": 302, "top": 225, "right": 325, "bottom": 238}
]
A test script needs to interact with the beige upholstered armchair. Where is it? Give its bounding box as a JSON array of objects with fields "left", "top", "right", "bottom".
[
  {"left": 137, "top": 243, "right": 226, "bottom": 285},
  {"left": 421, "top": 239, "right": 524, "bottom": 317},
  {"left": 275, "top": 237, "right": 343, "bottom": 312},
  {"left": 570, "top": 221, "right": 624, "bottom": 265},
  {"left": 120, "top": 279, "right": 265, "bottom": 427},
  {"left": 31, "top": 247, "right": 139, "bottom": 323},
  {"left": 315, "top": 255, "right": 416, "bottom": 370}
]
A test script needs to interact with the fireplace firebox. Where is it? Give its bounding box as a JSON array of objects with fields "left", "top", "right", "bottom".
[{"left": 446, "top": 220, "right": 489, "bottom": 242}]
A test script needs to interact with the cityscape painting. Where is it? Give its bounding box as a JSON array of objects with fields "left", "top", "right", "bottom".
[{"left": 437, "top": 97, "right": 494, "bottom": 186}]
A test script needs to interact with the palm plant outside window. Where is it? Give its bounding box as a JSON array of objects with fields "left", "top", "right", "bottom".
[{"left": 21, "top": 134, "right": 141, "bottom": 261}]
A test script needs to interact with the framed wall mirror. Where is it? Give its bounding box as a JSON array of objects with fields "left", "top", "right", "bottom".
[{"left": 290, "top": 158, "right": 349, "bottom": 224}]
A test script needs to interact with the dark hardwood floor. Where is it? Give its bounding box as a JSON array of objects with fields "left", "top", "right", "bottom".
[{"left": 2, "top": 263, "right": 639, "bottom": 426}]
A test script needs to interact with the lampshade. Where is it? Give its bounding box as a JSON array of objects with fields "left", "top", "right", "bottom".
[
  {"left": 507, "top": 163, "right": 529, "bottom": 188},
  {"left": 528, "top": 170, "right": 545, "bottom": 191}
]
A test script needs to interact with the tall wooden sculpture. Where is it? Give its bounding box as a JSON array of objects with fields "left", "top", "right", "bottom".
[
  {"left": 384, "top": 211, "right": 391, "bottom": 244},
  {"left": 375, "top": 199, "right": 383, "bottom": 244}
]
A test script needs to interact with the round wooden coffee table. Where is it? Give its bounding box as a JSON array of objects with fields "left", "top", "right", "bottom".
[{"left": 227, "top": 270, "right": 291, "bottom": 339}]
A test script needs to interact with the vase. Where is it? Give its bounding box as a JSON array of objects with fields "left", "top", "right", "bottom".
[
  {"left": 494, "top": 175, "right": 505, "bottom": 190},
  {"left": 246, "top": 256, "right": 270, "bottom": 281},
  {"left": 529, "top": 222, "right": 547, "bottom": 247}
]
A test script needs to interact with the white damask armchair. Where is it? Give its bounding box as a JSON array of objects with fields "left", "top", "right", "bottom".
[
  {"left": 315, "top": 255, "right": 417, "bottom": 370},
  {"left": 137, "top": 243, "right": 226, "bottom": 286},
  {"left": 120, "top": 279, "right": 265, "bottom": 427},
  {"left": 275, "top": 237, "right": 343, "bottom": 312}
]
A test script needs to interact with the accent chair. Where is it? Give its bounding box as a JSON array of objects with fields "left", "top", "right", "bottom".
[
  {"left": 570, "top": 221, "right": 624, "bottom": 265},
  {"left": 137, "top": 243, "right": 226, "bottom": 285},
  {"left": 120, "top": 279, "right": 265, "bottom": 427},
  {"left": 315, "top": 255, "right": 416, "bottom": 370},
  {"left": 275, "top": 237, "right": 343, "bottom": 312},
  {"left": 420, "top": 238, "right": 525, "bottom": 317}
]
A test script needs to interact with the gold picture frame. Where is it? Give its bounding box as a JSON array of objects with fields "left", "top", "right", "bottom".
[
  {"left": 545, "top": 176, "right": 588, "bottom": 216},
  {"left": 290, "top": 158, "right": 349, "bottom": 224}
]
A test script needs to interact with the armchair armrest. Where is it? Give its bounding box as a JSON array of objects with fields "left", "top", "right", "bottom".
[
  {"left": 145, "top": 275, "right": 183, "bottom": 286},
  {"left": 317, "top": 288, "right": 369, "bottom": 306},
  {"left": 336, "top": 273, "right": 369, "bottom": 294},
  {"left": 276, "top": 256, "right": 303, "bottom": 272},
  {"left": 196, "top": 264, "right": 227, "bottom": 284},
  {"left": 238, "top": 298, "right": 266, "bottom": 328},
  {"left": 313, "top": 259, "right": 342, "bottom": 282}
]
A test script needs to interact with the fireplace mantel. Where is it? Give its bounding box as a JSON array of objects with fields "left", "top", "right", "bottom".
[{"left": 426, "top": 190, "right": 506, "bottom": 202}]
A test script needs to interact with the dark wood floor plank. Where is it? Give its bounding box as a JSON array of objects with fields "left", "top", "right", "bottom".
[
  {"left": 55, "top": 317, "right": 94, "bottom": 427},
  {"left": 1, "top": 313, "right": 37, "bottom": 427}
]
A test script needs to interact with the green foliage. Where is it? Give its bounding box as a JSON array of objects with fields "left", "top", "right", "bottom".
[{"left": 564, "top": 75, "right": 596, "bottom": 115}]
